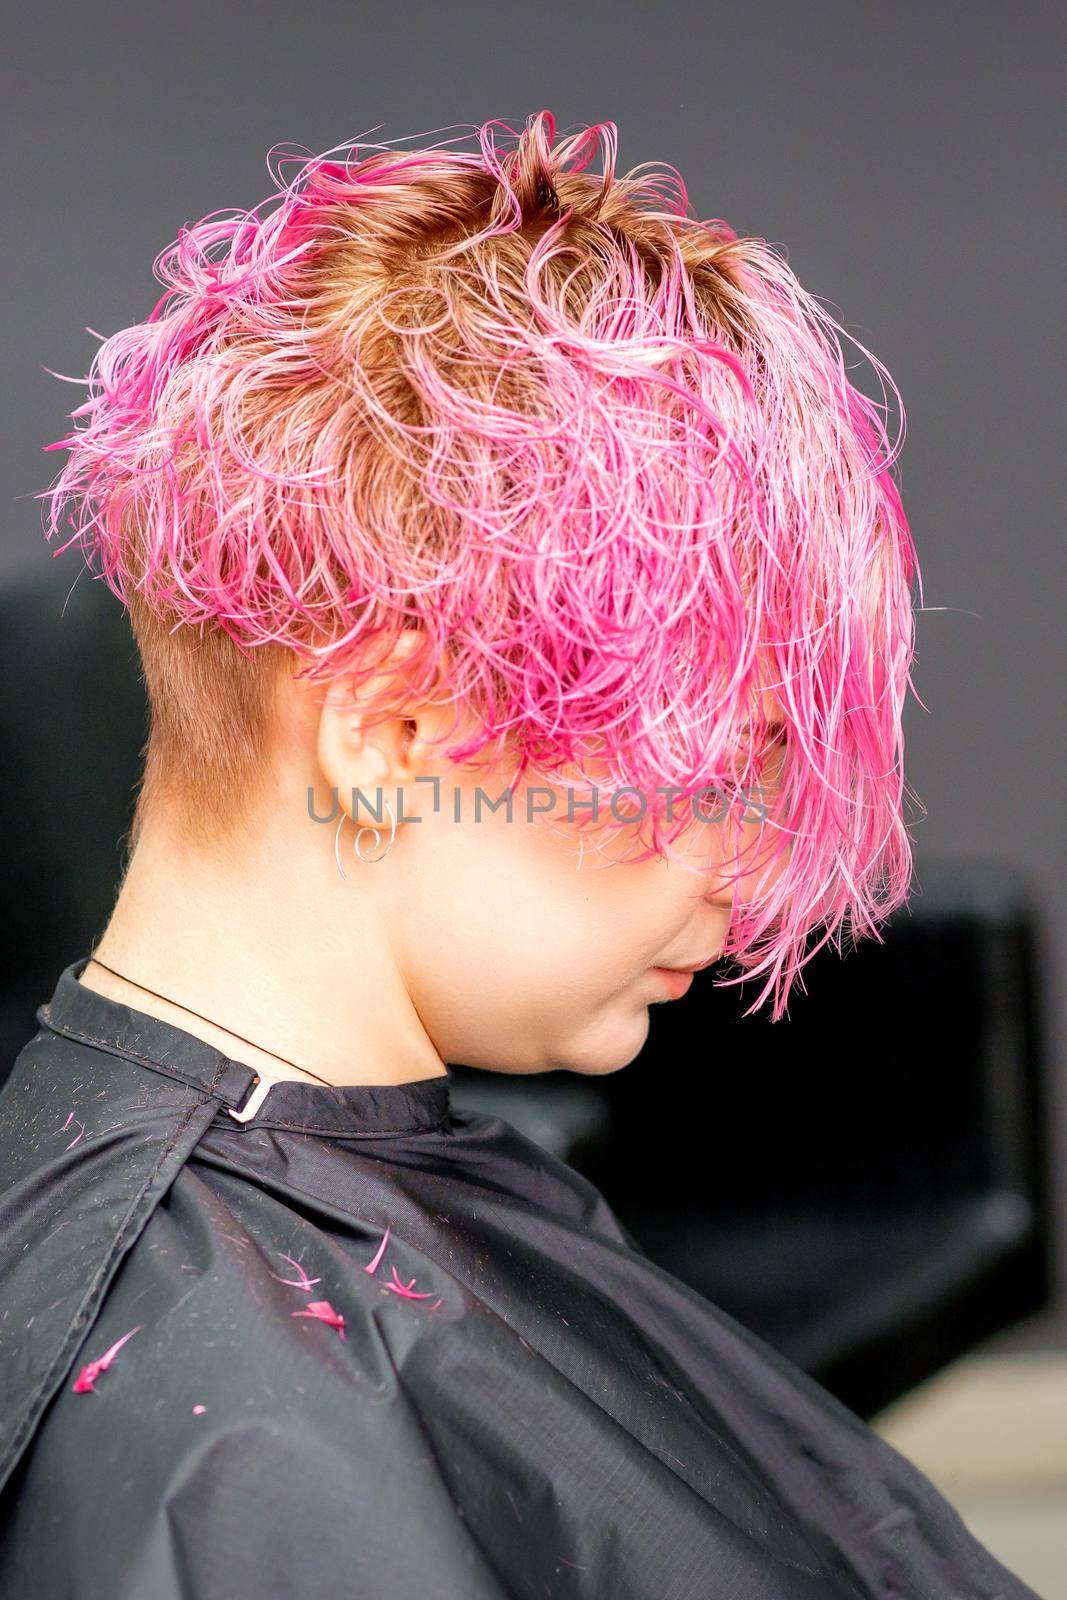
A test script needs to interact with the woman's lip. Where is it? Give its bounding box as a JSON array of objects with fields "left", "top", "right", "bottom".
[
  {"left": 659, "top": 954, "right": 720, "bottom": 974},
  {"left": 651, "top": 966, "right": 696, "bottom": 999}
]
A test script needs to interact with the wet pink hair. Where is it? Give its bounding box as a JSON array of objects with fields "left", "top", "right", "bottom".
[{"left": 39, "top": 109, "right": 921, "bottom": 1018}]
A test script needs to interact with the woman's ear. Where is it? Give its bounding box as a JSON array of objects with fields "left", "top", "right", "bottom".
[
  {"left": 315, "top": 632, "right": 443, "bottom": 822},
  {"left": 317, "top": 679, "right": 392, "bottom": 816}
]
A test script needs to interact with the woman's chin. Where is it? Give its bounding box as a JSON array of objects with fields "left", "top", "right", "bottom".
[{"left": 553, "top": 1008, "right": 651, "bottom": 1077}]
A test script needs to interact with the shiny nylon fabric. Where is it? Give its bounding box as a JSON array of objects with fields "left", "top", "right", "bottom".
[{"left": 0, "top": 959, "right": 1037, "bottom": 1599}]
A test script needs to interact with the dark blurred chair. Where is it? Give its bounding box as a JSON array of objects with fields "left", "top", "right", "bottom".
[
  {"left": 0, "top": 563, "right": 145, "bottom": 1070},
  {"left": 0, "top": 563, "right": 1055, "bottom": 1419}
]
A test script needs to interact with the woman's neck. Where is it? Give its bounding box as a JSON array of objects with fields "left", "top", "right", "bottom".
[{"left": 80, "top": 813, "right": 449, "bottom": 1089}]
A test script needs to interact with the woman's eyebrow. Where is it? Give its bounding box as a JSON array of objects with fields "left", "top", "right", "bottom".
[{"left": 736, "top": 718, "right": 788, "bottom": 746}]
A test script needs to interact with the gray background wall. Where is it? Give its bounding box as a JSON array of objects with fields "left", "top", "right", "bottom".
[{"left": 5, "top": 1, "right": 1064, "bottom": 1302}]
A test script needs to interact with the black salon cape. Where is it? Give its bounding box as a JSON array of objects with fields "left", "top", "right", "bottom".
[{"left": 0, "top": 960, "right": 1037, "bottom": 1600}]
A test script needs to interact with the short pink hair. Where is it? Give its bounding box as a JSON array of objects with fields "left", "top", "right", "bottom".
[{"left": 40, "top": 109, "right": 921, "bottom": 1018}]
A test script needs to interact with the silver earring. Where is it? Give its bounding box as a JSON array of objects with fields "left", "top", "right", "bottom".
[{"left": 334, "top": 800, "right": 397, "bottom": 878}]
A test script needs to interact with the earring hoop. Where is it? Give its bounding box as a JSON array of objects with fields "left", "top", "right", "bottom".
[{"left": 334, "top": 800, "right": 397, "bottom": 878}]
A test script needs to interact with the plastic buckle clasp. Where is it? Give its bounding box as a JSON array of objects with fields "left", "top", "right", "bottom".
[{"left": 227, "top": 1071, "right": 281, "bottom": 1123}]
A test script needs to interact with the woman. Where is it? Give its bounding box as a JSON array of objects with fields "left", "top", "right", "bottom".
[{"left": 0, "top": 111, "right": 1036, "bottom": 1597}]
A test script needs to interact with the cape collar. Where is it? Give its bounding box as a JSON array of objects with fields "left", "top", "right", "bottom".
[{"left": 39, "top": 956, "right": 453, "bottom": 1137}]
